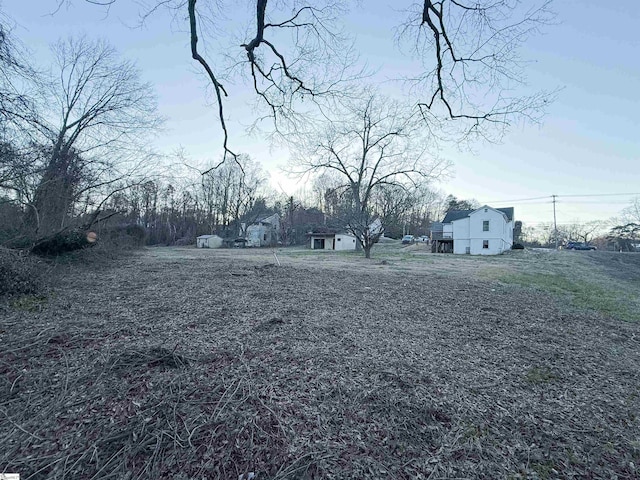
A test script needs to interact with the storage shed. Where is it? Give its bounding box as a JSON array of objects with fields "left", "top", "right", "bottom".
[
  {"left": 196, "top": 235, "right": 223, "bottom": 248},
  {"left": 309, "top": 232, "right": 357, "bottom": 251},
  {"left": 334, "top": 233, "right": 358, "bottom": 251}
]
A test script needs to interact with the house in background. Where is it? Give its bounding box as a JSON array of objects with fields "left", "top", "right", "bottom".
[
  {"left": 308, "top": 230, "right": 358, "bottom": 251},
  {"left": 196, "top": 234, "right": 223, "bottom": 248},
  {"left": 431, "top": 206, "right": 514, "bottom": 255},
  {"left": 244, "top": 213, "right": 280, "bottom": 247},
  {"left": 367, "top": 218, "right": 384, "bottom": 238}
]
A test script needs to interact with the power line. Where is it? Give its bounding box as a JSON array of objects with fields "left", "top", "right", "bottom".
[
  {"left": 485, "top": 192, "right": 640, "bottom": 204},
  {"left": 559, "top": 200, "right": 632, "bottom": 205},
  {"left": 560, "top": 192, "right": 640, "bottom": 198},
  {"left": 485, "top": 195, "right": 552, "bottom": 203}
]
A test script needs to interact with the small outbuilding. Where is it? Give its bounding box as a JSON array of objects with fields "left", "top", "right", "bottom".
[
  {"left": 196, "top": 235, "right": 223, "bottom": 249},
  {"left": 309, "top": 231, "right": 357, "bottom": 251}
]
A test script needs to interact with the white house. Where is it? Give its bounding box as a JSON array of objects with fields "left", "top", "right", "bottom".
[
  {"left": 196, "top": 234, "right": 223, "bottom": 248},
  {"left": 432, "top": 206, "right": 514, "bottom": 255},
  {"left": 309, "top": 232, "right": 358, "bottom": 251},
  {"left": 245, "top": 213, "right": 280, "bottom": 247},
  {"left": 368, "top": 218, "right": 384, "bottom": 237}
]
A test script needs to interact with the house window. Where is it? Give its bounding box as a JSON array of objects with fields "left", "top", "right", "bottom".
[
  {"left": 483, "top": 240, "right": 489, "bottom": 249},
  {"left": 483, "top": 220, "right": 490, "bottom": 232}
]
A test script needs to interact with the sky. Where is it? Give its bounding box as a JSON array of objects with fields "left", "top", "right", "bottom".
[{"left": 3, "top": 0, "right": 639, "bottom": 228}]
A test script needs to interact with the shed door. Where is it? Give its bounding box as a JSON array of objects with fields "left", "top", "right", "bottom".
[{"left": 314, "top": 238, "right": 325, "bottom": 249}]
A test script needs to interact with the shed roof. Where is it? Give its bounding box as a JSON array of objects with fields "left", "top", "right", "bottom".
[
  {"left": 307, "top": 232, "right": 336, "bottom": 237},
  {"left": 197, "top": 235, "right": 220, "bottom": 239}
]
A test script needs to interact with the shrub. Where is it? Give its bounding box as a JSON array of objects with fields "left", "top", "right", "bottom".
[{"left": 0, "top": 247, "right": 43, "bottom": 296}]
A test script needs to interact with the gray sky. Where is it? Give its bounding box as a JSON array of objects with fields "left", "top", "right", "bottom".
[{"left": 4, "top": 0, "right": 639, "bottom": 227}]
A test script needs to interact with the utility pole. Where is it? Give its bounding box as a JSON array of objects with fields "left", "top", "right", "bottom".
[{"left": 552, "top": 194, "right": 558, "bottom": 249}]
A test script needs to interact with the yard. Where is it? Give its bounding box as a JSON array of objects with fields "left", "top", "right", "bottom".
[{"left": 1, "top": 244, "right": 639, "bottom": 479}]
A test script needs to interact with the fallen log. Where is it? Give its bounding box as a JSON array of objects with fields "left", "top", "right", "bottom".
[{"left": 31, "top": 228, "right": 96, "bottom": 256}]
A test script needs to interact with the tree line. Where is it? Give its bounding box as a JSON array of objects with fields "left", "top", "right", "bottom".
[{"left": 11, "top": 2, "right": 633, "bottom": 257}]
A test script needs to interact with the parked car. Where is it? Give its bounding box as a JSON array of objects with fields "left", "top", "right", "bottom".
[
  {"left": 565, "top": 241, "right": 597, "bottom": 251},
  {"left": 418, "top": 235, "right": 430, "bottom": 243},
  {"left": 401, "top": 235, "right": 415, "bottom": 244},
  {"left": 233, "top": 238, "right": 248, "bottom": 248}
]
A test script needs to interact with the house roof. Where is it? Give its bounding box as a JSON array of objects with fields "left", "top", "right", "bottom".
[
  {"left": 443, "top": 206, "right": 514, "bottom": 223},
  {"left": 496, "top": 207, "right": 514, "bottom": 221},
  {"left": 307, "top": 232, "right": 337, "bottom": 237},
  {"left": 471, "top": 205, "right": 514, "bottom": 221},
  {"left": 253, "top": 213, "right": 279, "bottom": 224},
  {"left": 442, "top": 209, "right": 474, "bottom": 223}
]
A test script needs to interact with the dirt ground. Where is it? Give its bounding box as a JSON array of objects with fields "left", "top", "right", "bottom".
[{"left": 1, "top": 246, "right": 640, "bottom": 479}]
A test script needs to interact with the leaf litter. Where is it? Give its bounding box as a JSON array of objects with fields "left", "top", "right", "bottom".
[{"left": 1, "top": 248, "right": 639, "bottom": 479}]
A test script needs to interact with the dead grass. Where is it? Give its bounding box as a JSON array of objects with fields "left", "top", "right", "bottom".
[
  {"left": 1, "top": 246, "right": 639, "bottom": 479},
  {"left": 495, "top": 251, "right": 640, "bottom": 322}
]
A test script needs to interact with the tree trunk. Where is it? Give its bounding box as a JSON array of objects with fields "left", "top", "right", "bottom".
[
  {"left": 364, "top": 244, "right": 372, "bottom": 259},
  {"left": 27, "top": 148, "right": 80, "bottom": 236}
]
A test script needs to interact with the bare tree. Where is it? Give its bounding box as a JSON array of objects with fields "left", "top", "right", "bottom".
[
  {"left": 185, "top": 0, "right": 359, "bottom": 168},
  {"left": 23, "top": 37, "right": 160, "bottom": 236},
  {"left": 0, "top": 15, "right": 42, "bottom": 223},
  {"left": 399, "top": 0, "right": 555, "bottom": 140},
  {"left": 564, "top": 220, "right": 603, "bottom": 244},
  {"left": 293, "top": 93, "right": 450, "bottom": 258},
  {"left": 68, "top": 0, "right": 554, "bottom": 160},
  {"left": 0, "top": 13, "right": 40, "bottom": 134},
  {"left": 621, "top": 197, "right": 640, "bottom": 224},
  {"left": 199, "top": 154, "right": 266, "bottom": 234}
]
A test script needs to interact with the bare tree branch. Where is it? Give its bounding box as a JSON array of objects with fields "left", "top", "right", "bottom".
[
  {"left": 187, "top": 0, "right": 237, "bottom": 174},
  {"left": 292, "top": 92, "right": 451, "bottom": 258}
]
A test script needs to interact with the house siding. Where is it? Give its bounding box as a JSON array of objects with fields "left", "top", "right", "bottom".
[
  {"left": 246, "top": 213, "right": 280, "bottom": 247},
  {"left": 444, "top": 206, "right": 513, "bottom": 255},
  {"left": 468, "top": 208, "right": 510, "bottom": 255},
  {"left": 452, "top": 219, "right": 470, "bottom": 254}
]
